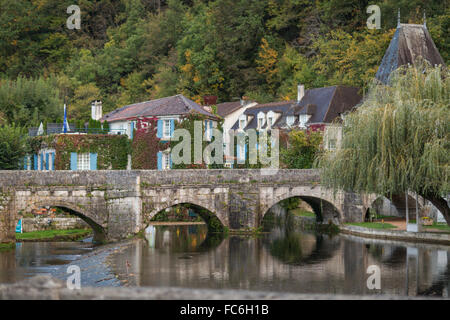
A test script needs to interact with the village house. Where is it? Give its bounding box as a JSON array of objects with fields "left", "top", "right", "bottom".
[
  {"left": 229, "top": 84, "right": 362, "bottom": 158},
  {"left": 215, "top": 98, "right": 258, "bottom": 166},
  {"left": 101, "top": 94, "right": 219, "bottom": 170}
]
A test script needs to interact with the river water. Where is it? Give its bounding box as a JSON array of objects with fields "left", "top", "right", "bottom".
[{"left": 1, "top": 224, "right": 449, "bottom": 297}]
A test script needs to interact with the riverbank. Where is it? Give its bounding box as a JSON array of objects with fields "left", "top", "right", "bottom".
[
  {"left": 339, "top": 224, "right": 450, "bottom": 245},
  {"left": 16, "top": 229, "right": 92, "bottom": 242}
]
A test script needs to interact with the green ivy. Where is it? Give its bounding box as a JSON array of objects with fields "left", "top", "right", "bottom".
[{"left": 29, "top": 134, "right": 131, "bottom": 170}]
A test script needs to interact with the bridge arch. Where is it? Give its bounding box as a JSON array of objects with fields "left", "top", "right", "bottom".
[
  {"left": 21, "top": 200, "right": 107, "bottom": 243},
  {"left": 260, "top": 186, "right": 344, "bottom": 225},
  {"left": 363, "top": 193, "right": 426, "bottom": 221},
  {"left": 145, "top": 200, "right": 226, "bottom": 232}
]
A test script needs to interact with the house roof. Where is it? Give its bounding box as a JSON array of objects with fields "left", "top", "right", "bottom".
[
  {"left": 231, "top": 101, "right": 294, "bottom": 130},
  {"left": 230, "top": 86, "right": 361, "bottom": 131},
  {"left": 101, "top": 94, "right": 218, "bottom": 122},
  {"left": 292, "top": 86, "right": 361, "bottom": 124},
  {"left": 375, "top": 23, "right": 446, "bottom": 84},
  {"left": 216, "top": 101, "right": 243, "bottom": 117}
]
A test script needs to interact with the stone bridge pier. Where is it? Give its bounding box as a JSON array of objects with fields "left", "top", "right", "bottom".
[{"left": 0, "top": 170, "right": 369, "bottom": 244}]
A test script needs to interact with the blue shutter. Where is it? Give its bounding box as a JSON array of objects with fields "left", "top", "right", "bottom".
[
  {"left": 51, "top": 153, "right": 55, "bottom": 171},
  {"left": 45, "top": 153, "right": 49, "bottom": 170},
  {"left": 90, "top": 153, "right": 97, "bottom": 170},
  {"left": 169, "top": 153, "right": 172, "bottom": 169},
  {"left": 70, "top": 153, "right": 78, "bottom": 170},
  {"left": 244, "top": 144, "right": 247, "bottom": 161},
  {"left": 157, "top": 152, "right": 162, "bottom": 170},
  {"left": 157, "top": 120, "right": 163, "bottom": 138},
  {"left": 23, "top": 157, "right": 27, "bottom": 170},
  {"left": 40, "top": 153, "right": 44, "bottom": 170},
  {"left": 33, "top": 155, "right": 38, "bottom": 171},
  {"left": 209, "top": 120, "right": 213, "bottom": 140},
  {"left": 130, "top": 121, "right": 134, "bottom": 140},
  {"left": 170, "top": 119, "right": 175, "bottom": 138}
]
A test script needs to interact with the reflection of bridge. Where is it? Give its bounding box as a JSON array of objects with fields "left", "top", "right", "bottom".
[{"left": 0, "top": 169, "right": 374, "bottom": 243}]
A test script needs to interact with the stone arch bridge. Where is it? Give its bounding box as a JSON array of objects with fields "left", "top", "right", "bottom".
[{"left": 0, "top": 169, "right": 372, "bottom": 243}]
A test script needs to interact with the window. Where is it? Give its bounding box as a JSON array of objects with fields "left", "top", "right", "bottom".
[
  {"left": 287, "top": 116, "right": 295, "bottom": 126},
  {"left": 258, "top": 118, "right": 264, "bottom": 128},
  {"left": 267, "top": 117, "right": 273, "bottom": 127},
  {"left": 299, "top": 115, "right": 309, "bottom": 128},
  {"left": 26, "top": 156, "right": 31, "bottom": 170},
  {"left": 239, "top": 119, "right": 246, "bottom": 129},
  {"left": 238, "top": 144, "right": 245, "bottom": 161},
  {"left": 77, "top": 153, "right": 90, "bottom": 170},
  {"left": 328, "top": 138, "right": 337, "bottom": 151},
  {"left": 163, "top": 153, "right": 171, "bottom": 170},
  {"left": 163, "top": 120, "right": 172, "bottom": 138}
]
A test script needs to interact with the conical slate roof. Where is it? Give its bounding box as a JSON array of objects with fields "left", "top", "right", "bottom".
[{"left": 375, "top": 23, "right": 446, "bottom": 84}]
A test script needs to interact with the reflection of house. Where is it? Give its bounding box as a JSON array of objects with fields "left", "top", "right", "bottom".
[{"left": 101, "top": 94, "right": 219, "bottom": 170}]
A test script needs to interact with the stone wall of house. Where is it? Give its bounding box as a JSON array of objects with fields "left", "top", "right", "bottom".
[{"left": 22, "top": 218, "right": 88, "bottom": 232}]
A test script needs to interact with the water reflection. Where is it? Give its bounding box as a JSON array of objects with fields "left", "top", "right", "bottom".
[
  {"left": 110, "top": 224, "right": 449, "bottom": 297},
  {"left": 0, "top": 241, "right": 94, "bottom": 284},
  {"left": 1, "top": 225, "right": 449, "bottom": 297}
]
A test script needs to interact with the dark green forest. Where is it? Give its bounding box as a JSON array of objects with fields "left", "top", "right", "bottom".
[{"left": 0, "top": 0, "right": 448, "bottom": 126}]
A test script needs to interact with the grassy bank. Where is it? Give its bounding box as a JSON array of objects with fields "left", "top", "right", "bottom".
[
  {"left": 423, "top": 223, "right": 450, "bottom": 232},
  {"left": 345, "top": 222, "right": 397, "bottom": 229},
  {"left": 290, "top": 208, "right": 315, "bottom": 218},
  {"left": 0, "top": 243, "right": 15, "bottom": 251},
  {"left": 16, "top": 229, "right": 92, "bottom": 242}
]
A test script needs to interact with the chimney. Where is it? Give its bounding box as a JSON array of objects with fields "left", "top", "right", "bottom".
[
  {"left": 203, "top": 95, "right": 218, "bottom": 106},
  {"left": 240, "top": 96, "right": 250, "bottom": 106},
  {"left": 91, "top": 100, "right": 102, "bottom": 121},
  {"left": 297, "top": 84, "right": 305, "bottom": 103}
]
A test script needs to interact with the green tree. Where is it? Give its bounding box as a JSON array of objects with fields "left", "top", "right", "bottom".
[
  {"left": 0, "top": 124, "right": 28, "bottom": 170},
  {"left": 317, "top": 64, "right": 450, "bottom": 225},
  {"left": 0, "top": 76, "right": 62, "bottom": 126},
  {"left": 281, "top": 130, "right": 322, "bottom": 168}
]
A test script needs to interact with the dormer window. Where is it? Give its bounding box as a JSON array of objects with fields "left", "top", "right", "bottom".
[
  {"left": 299, "top": 114, "right": 309, "bottom": 128},
  {"left": 257, "top": 112, "right": 265, "bottom": 129},
  {"left": 267, "top": 111, "right": 275, "bottom": 128},
  {"left": 239, "top": 114, "right": 247, "bottom": 130},
  {"left": 287, "top": 116, "right": 295, "bottom": 126}
]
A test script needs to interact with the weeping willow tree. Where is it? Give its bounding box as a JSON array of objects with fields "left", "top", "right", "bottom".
[{"left": 317, "top": 63, "right": 450, "bottom": 225}]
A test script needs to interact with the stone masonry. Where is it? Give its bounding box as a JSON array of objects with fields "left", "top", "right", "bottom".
[{"left": 0, "top": 169, "right": 372, "bottom": 243}]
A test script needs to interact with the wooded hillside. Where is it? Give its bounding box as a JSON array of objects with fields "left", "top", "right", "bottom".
[{"left": 0, "top": 0, "right": 448, "bottom": 126}]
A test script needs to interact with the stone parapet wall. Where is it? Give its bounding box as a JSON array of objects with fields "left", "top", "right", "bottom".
[
  {"left": 0, "top": 276, "right": 427, "bottom": 300},
  {"left": 0, "top": 169, "right": 321, "bottom": 188},
  {"left": 22, "top": 218, "right": 88, "bottom": 232}
]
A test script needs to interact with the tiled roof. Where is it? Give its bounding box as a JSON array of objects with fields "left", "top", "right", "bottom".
[
  {"left": 230, "top": 86, "right": 361, "bottom": 131},
  {"left": 291, "top": 86, "right": 361, "bottom": 124},
  {"left": 231, "top": 101, "right": 294, "bottom": 130},
  {"left": 375, "top": 24, "right": 446, "bottom": 84},
  {"left": 101, "top": 94, "right": 218, "bottom": 122},
  {"left": 216, "top": 101, "right": 242, "bottom": 117}
]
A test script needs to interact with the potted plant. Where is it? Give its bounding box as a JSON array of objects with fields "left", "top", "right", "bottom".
[{"left": 421, "top": 216, "right": 433, "bottom": 226}]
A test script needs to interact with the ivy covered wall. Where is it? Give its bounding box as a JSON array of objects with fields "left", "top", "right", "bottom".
[
  {"left": 30, "top": 134, "right": 131, "bottom": 170},
  {"left": 131, "top": 119, "right": 169, "bottom": 170}
]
